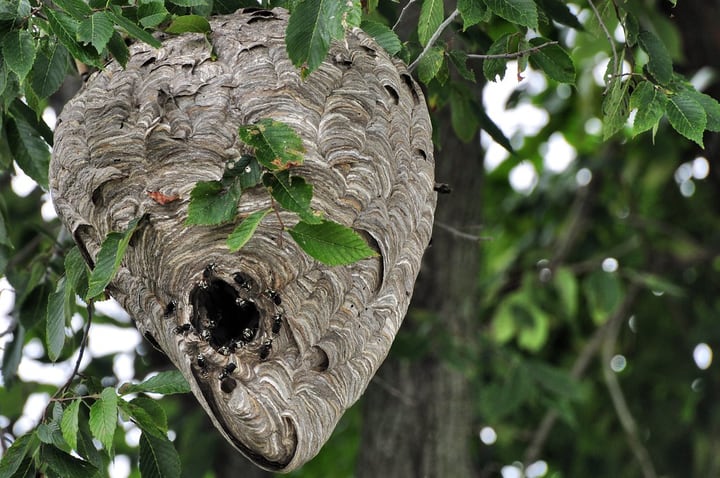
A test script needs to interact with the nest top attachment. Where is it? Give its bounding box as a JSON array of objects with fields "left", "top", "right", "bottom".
[{"left": 50, "top": 8, "right": 435, "bottom": 472}]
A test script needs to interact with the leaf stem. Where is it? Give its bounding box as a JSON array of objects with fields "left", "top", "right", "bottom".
[
  {"left": 60, "top": 301, "right": 94, "bottom": 396},
  {"left": 392, "top": 0, "right": 418, "bottom": 32},
  {"left": 408, "top": 8, "right": 460, "bottom": 73},
  {"left": 466, "top": 41, "right": 559, "bottom": 60},
  {"left": 587, "top": 0, "right": 619, "bottom": 90}
]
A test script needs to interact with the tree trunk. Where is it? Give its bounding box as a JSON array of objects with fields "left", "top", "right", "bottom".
[{"left": 357, "top": 98, "right": 483, "bottom": 477}]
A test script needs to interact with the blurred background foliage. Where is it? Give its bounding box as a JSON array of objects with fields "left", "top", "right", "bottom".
[{"left": 2, "top": 0, "right": 720, "bottom": 477}]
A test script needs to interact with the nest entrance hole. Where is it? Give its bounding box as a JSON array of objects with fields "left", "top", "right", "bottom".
[{"left": 190, "top": 278, "right": 260, "bottom": 351}]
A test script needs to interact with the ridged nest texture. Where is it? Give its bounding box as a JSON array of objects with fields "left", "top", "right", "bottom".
[{"left": 50, "top": 8, "right": 435, "bottom": 472}]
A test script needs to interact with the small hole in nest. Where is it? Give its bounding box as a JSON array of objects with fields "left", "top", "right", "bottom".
[
  {"left": 190, "top": 278, "right": 260, "bottom": 352},
  {"left": 308, "top": 346, "right": 329, "bottom": 372},
  {"left": 384, "top": 85, "right": 399, "bottom": 105},
  {"left": 400, "top": 74, "right": 420, "bottom": 104}
]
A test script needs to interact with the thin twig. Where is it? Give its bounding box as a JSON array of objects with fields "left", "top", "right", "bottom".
[
  {"left": 601, "top": 299, "right": 658, "bottom": 478},
  {"left": 408, "top": 9, "right": 460, "bottom": 73},
  {"left": 392, "top": 0, "right": 417, "bottom": 32},
  {"left": 587, "top": 0, "right": 618, "bottom": 89},
  {"left": 466, "top": 41, "right": 559, "bottom": 60},
  {"left": 523, "top": 285, "right": 639, "bottom": 465},
  {"left": 59, "top": 301, "right": 94, "bottom": 396},
  {"left": 434, "top": 221, "right": 490, "bottom": 242}
]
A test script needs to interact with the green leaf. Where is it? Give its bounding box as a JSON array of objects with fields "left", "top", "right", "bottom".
[
  {"left": 450, "top": 87, "right": 480, "bottom": 143},
  {"left": 263, "top": 171, "right": 321, "bottom": 223},
  {"left": 46, "top": 277, "right": 70, "bottom": 362},
  {"left": 227, "top": 209, "right": 271, "bottom": 251},
  {"left": 86, "top": 216, "right": 145, "bottom": 300},
  {"left": 107, "top": 31, "right": 130, "bottom": 67},
  {"left": 477, "top": 106, "right": 514, "bottom": 154},
  {"left": 186, "top": 180, "right": 241, "bottom": 226},
  {"left": 458, "top": 0, "right": 489, "bottom": 30},
  {"left": 0, "top": 0, "right": 31, "bottom": 22},
  {"left": 687, "top": 89, "right": 720, "bottom": 132},
  {"left": 238, "top": 119, "right": 305, "bottom": 170},
  {"left": 483, "top": 33, "right": 513, "bottom": 82},
  {"left": 168, "top": 0, "right": 208, "bottom": 6},
  {"left": 0, "top": 432, "right": 39, "bottom": 477},
  {"left": 5, "top": 119, "right": 50, "bottom": 189},
  {"left": 139, "top": 431, "right": 182, "bottom": 478},
  {"left": 65, "top": 246, "right": 89, "bottom": 298},
  {"left": 666, "top": 91, "right": 706, "bottom": 147},
  {"left": 583, "top": 271, "right": 623, "bottom": 325},
  {"left": 528, "top": 37, "right": 575, "bottom": 84},
  {"left": 51, "top": 0, "right": 92, "bottom": 20},
  {"left": 9, "top": 97, "right": 54, "bottom": 146},
  {"left": 289, "top": 220, "right": 377, "bottom": 266},
  {"left": 107, "top": 6, "right": 163, "bottom": 49},
  {"left": 2, "top": 30, "right": 36, "bottom": 82},
  {"left": 164, "top": 14, "right": 211, "bottom": 34},
  {"left": 285, "top": 0, "right": 354, "bottom": 75},
  {"left": 18, "top": 281, "right": 52, "bottom": 329},
  {"left": 44, "top": 6, "right": 103, "bottom": 68},
  {"left": 485, "top": 0, "right": 538, "bottom": 29},
  {"left": 119, "top": 370, "right": 191, "bottom": 395},
  {"left": 41, "top": 444, "right": 98, "bottom": 478},
  {"left": 416, "top": 46, "right": 444, "bottom": 84},
  {"left": 602, "top": 77, "right": 631, "bottom": 140},
  {"left": 225, "top": 154, "right": 263, "bottom": 189},
  {"left": 526, "top": 361, "right": 583, "bottom": 400},
  {"left": 77, "top": 11, "right": 114, "bottom": 54},
  {"left": 61, "top": 399, "right": 81, "bottom": 451},
  {"left": 553, "top": 266, "right": 578, "bottom": 319},
  {"left": 630, "top": 80, "right": 667, "bottom": 136},
  {"left": 360, "top": 20, "right": 401, "bottom": 56},
  {"left": 30, "top": 42, "right": 70, "bottom": 98},
  {"left": 1, "top": 324, "right": 24, "bottom": 386},
  {"left": 536, "top": 0, "right": 583, "bottom": 30},
  {"left": 89, "top": 387, "right": 118, "bottom": 453},
  {"left": 418, "top": 0, "right": 443, "bottom": 47},
  {"left": 118, "top": 399, "right": 166, "bottom": 438},
  {"left": 138, "top": 1, "right": 170, "bottom": 28},
  {"left": 448, "top": 50, "right": 475, "bottom": 82},
  {"left": 638, "top": 30, "right": 672, "bottom": 85}
]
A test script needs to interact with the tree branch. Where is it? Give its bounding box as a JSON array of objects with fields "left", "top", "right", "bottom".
[
  {"left": 466, "top": 41, "right": 559, "bottom": 60},
  {"left": 587, "top": 0, "right": 619, "bottom": 88},
  {"left": 601, "top": 297, "right": 658, "bottom": 478},
  {"left": 59, "top": 301, "right": 94, "bottom": 396},
  {"left": 408, "top": 9, "right": 460, "bottom": 73},
  {"left": 392, "top": 0, "right": 417, "bottom": 32}
]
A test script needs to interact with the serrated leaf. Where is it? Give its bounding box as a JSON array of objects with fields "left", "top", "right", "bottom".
[
  {"left": 286, "top": 0, "right": 354, "bottom": 75},
  {"left": 86, "top": 216, "right": 145, "bottom": 300},
  {"left": 60, "top": 399, "right": 81, "bottom": 451},
  {"left": 688, "top": 89, "right": 720, "bottom": 132},
  {"left": 129, "top": 397, "right": 168, "bottom": 430},
  {"left": 638, "top": 30, "right": 672, "bottom": 86},
  {"left": 164, "top": 14, "right": 211, "bottom": 34},
  {"left": 289, "top": 220, "right": 377, "bottom": 266},
  {"left": 10, "top": 97, "right": 53, "bottom": 146},
  {"left": 225, "top": 154, "right": 263, "bottom": 189},
  {"left": 416, "top": 46, "right": 444, "bottom": 84},
  {"left": 139, "top": 431, "right": 182, "bottom": 478},
  {"left": 536, "top": 0, "right": 583, "bottom": 30},
  {"left": 602, "top": 77, "right": 631, "bottom": 140},
  {"left": 483, "top": 33, "right": 513, "bottom": 82},
  {"left": 77, "top": 11, "right": 114, "bottom": 54},
  {"left": 227, "top": 209, "right": 271, "bottom": 251},
  {"left": 107, "top": 6, "right": 162, "bottom": 49},
  {"left": 630, "top": 81, "right": 667, "bottom": 136},
  {"left": 138, "top": 1, "right": 169, "bottom": 28},
  {"left": 0, "top": 432, "right": 38, "bottom": 477},
  {"left": 6, "top": 116, "right": 49, "bottom": 189},
  {"left": 418, "top": 0, "right": 443, "bottom": 47},
  {"left": 0, "top": 0, "right": 31, "bottom": 22},
  {"left": 238, "top": 119, "right": 305, "bottom": 170},
  {"left": 2, "top": 30, "right": 36, "bottom": 82},
  {"left": 119, "top": 370, "right": 191, "bottom": 396},
  {"left": 458, "top": 0, "right": 489, "bottom": 30},
  {"left": 65, "top": 246, "right": 89, "bottom": 297},
  {"left": 528, "top": 37, "right": 575, "bottom": 84},
  {"left": 46, "top": 277, "right": 70, "bottom": 362},
  {"left": 486, "top": 0, "right": 538, "bottom": 29},
  {"left": 118, "top": 399, "right": 166, "bottom": 439},
  {"left": 30, "top": 42, "right": 70, "bottom": 98},
  {"left": 186, "top": 180, "right": 241, "bottom": 226},
  {"left": 89, "top": 387, "right": 118, "bottom": 453},
  {"left": 666, "top": 91, "right": 706, "bottom": 147},
  {"left": 107, "top": 31, "right": 130, "bottom": 67},
  {"left": 44, "top": 6, "right": 103, "bottom": 68},
  {"left": 263, "top": 171, "right": 321, "bottom": 223},
  {"left": 168, "top": 0, "right": 208, "bottom": 6},
  {"left": 448, "top": 50, "right": 475, "bottom": 82},
  {"left": 450, "top": 87, "right": 480, "bottom": 142},
  {"left": 42, "top": 444, "right": 98, "bottom": 478},
  {"left": 360, "top": 20, "right": 401, "bottom": 56},
  {"left": 1, "top": 324, "right": 24, "bottom": 387},
  {"left": 51, "top": 0, "right": 92, "bottom": 20}
]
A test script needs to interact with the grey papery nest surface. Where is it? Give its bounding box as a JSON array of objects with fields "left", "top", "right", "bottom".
[{"left": 50, "top": 8, "right": 435, "bottom": 472}]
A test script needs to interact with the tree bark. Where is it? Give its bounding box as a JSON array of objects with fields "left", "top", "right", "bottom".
[{"left": 357, "top": 93, "right": 483, "bottom": 477}]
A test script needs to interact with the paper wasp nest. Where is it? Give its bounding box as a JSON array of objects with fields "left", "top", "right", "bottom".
[{"left": 50, "top": 8, "right": 435, "bottom": 472}]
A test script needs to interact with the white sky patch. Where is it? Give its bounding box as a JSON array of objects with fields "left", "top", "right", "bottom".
[
  {"left": 693, "top": 343, "right": 712, "bottom": 370},
  {"left": 87, "top": 323, "right": 141, "bottom": 357},
  {"left": 41, "top": 193, "right": 58, "bottom": 221},
  {"left": 11, "top": 162, "right": 37, "bottom": 197},
  {"left": 592, "top": 54, "right": 632, "bottom": 87},
  {"left": 542, "top": 132, "right": 577, "bottom": 173},
  {"left": 602, "top": 257, "right": 619, "bottom": 272},
  {"left": 43, "top": 107, "right": 58, "bottom": 130},
  {"left": 692, "top": 157, "right": 710, "bottom": 179},
  {"left": 479, "top": 426, "right": 497, "bottom": 445},
  {"left": 509, "top": 161, "right": 539, "bottom": 195}
]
